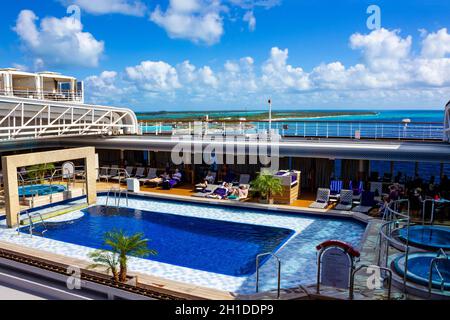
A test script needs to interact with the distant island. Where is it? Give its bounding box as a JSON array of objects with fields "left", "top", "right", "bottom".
[{"left": 136, "top": 110, "right": 378, "bottom": 122}]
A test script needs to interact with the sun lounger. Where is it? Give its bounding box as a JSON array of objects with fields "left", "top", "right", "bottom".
[
  {"left": 132, "top": 167, "right": 145, "bottom": 178},
  {"left": 238, "top": 174, "right": 251, "bottom": 186},
  {"left": 309, "top": 188, "right": 330, "bottom": 209},
  {"left": 335, "top": 189, "right": 353, "bottom": 211},
  {"left": 352, "top": 191, "right": 376, "bottom": 213},
  {"left": 98, "top": 167, "right": 110, "bottom": 181},
  {"left": 138, "top": 168, "right": 157, "bottom": 184},
  {"left": 228, "top": 186, "right": 249, "bottom": 201},
  {"left": 111, "top": 166, "right": 134, "bottom": 182},
  {"left": 102, "top": 165, "right": 118, "bottom": 182},
  {"left": 206, "top": 186, "right": 229, "bottom": 199},
  {"left": 192, "top": 184, "right": 220, "bottom": 198},
  {"left": 195, "top": 172, "right": 217, "bottom": 191}
]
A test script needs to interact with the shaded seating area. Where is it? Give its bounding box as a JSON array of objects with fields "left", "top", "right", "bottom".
[{"left": 110, "top": 166, "right": 133, "bottom": 182}]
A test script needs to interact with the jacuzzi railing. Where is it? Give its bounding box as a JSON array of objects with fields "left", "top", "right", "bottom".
[
  {"left": 17, "top": 165, "right": 87, "bottom": 208},
  {"left": 378, "top": 199, "right": 411, "bottom": 292},
  {"left": 429, "top": 249, "right": 448, "bottom": 294}
]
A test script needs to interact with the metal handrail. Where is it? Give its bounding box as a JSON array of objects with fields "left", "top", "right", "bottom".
[
  {"left": 428, "top": 249, "right": 448, "bottom": 295},
  {"left": 105, "top": 187, "right": 129, "bottom": 208},
  {"left": 349, "top": 264, "right": 392, "bottom": 300},
  {"left": 255, "top": 252, "right": 281, "bottom": 299},
  {"left": 422, "top": 199, "right": 436, "bottom": 225},
  {"left": 139, "top": 120, "right": 444, "bottom": 141},
  {"left": 377, "top": 199, "right": 411, "bottom": 293}
]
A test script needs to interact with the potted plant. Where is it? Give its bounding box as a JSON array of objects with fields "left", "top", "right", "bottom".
[
  {"left": 26, "top": 163, "right": 55, "bottom": 184},
  {"left": 250, "top": 173, "right": 283, "bottom": 204},
  {"left": 88, "top": 229, "right": 157, "bottom": 283},
  {"left": 88, "top": 250, "right": 120, "bottom": 282}
]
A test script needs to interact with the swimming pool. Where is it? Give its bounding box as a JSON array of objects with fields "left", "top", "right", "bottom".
[
  {"left": 18, "top": 184, "right": 66, "bottom": 197},
  {"left": 393, "top": 252, "right": 450, "bottom": 291},
  {"left": 31, "top": 205, "right": 294, "bottom": 276},
  {"left": 398, "top": 225, "right": 450, "bottom": 250},
  {"left": 11, "top": 194, "right": 366, "bottom": 293}
]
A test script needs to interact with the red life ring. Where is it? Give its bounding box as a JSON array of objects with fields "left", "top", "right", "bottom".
[{"left": 316, "top": 240, "right": 360, "bottom": 257}]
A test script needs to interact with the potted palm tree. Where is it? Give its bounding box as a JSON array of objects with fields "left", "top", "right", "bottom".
[
  {"left": 26, "top": 163, "right": 55, "bottom": 184},
  {"left": 88, "top": 229, "right": 157, "bottom": 283},
  {"left": 250, "top": 173, "right": 283, "bottom": 204},
  {"left": 88, "top": 250, "right": 120, "bottom": 282}
]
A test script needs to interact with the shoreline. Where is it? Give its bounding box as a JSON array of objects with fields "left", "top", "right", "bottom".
[{"left": 136, "top": 111, "right": 378, "bottom": 122}]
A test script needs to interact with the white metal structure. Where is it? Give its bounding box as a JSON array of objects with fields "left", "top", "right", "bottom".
[
  {"left": 0, "top": 96, "right": 139, "bottom": 141},
  {"left": 444, "top": 100, "right": 450, "bottom": 142},
  {"left": 0, "top": 68, "right": 140, "bottom": 141},
  {"left": 0, "top": 68, "right": 83, "bottom": 103}
]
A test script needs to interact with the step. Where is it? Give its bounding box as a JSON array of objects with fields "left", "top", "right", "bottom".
[{"left": 20, "top": 203, "right": 89, "bottom": 226}]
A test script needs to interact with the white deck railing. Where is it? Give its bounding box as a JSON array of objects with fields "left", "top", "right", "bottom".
[
  {"left": 140, "top": 120, "right": 445, "bottom": 141},
  {"left": 0, "top": 96, "right": 139, "bottom": 141}
]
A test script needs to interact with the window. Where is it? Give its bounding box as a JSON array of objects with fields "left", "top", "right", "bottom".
[
  {"left": 393, "top": 162, "right": 415, "bottom": 181},
  {"left": 370, "top": 160, "right": 391, "bottom": 177},
  {"left": 418, "top": 162, "right": 441, "bottom": 184},
  {"left": 334, "top": 159, "right": 342, "bottom": 179}
]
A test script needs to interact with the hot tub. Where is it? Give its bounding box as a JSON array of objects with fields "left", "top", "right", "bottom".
[
  {"left": 393, "top": 252, "right": 450, "bottom": 291},
  {"left": 398, "top": 225, "right": 450, "bottom": 251},
  {"left": 18, "top": 184, "right": 66, "bottom": 198}
]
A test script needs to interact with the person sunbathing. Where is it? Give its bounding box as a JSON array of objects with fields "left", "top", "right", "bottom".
[
  {"left": 206, "top": 183, "right": 230, "bottom": 199},
  {"left": 162, "top": 169, "right": 182, "bottom": 190},
  {"left": 147, "top": 171, "right": 169, "bottom": 186},
  {"left": 228, "top": 185, "right": 249, "bottom": 200}
]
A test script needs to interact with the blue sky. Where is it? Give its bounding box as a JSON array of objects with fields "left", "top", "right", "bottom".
[{"left": 1, "top": 0, "right": 450, "bottom": 111}]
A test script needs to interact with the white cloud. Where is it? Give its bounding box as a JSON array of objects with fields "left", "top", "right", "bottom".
[
  {"left": 243, "top": 11, "right": 256, "bottom": 31},
  {"left": 350, "top": 28, "right": 412, "bottom": 71},
  {"left": 262, "top": 47, "right": 311, "bottom": 91},
  {"left": 14, "top": 10, "right": 104, "bottom": 68},
  {"left": 59, "top": 0, "right": 147, "bottom": 16},
  {"left": 229, "top": 0, "right": 280, "bottom": 9},
  {"left": 126, "top": 60, "right": 181, "bottom": 92},
  {"left": 150, "top": 0, "right": 224, "bottom": 45},
  {"left": 85, "top": 28, "right": 450, "bottom": 109},
  {"left": 421, "top": 28, "right": 450, "bottom": 59}
]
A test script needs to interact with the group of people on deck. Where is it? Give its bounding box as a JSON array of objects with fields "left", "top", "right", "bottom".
[
  {"left": 206, "top": 183, "right": 249, "bottom": 200},
  {"left": 377, "top": 173, "right": 450, "bottom": 218},
  {"left": 147, "top": 168, "right": 183, "bottom": 189}
]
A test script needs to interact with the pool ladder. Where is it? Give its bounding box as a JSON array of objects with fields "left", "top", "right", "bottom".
[
  {"left": 17, "top": 211, "right": 48, "bottom": 237},
  {"left": 106, "top": 187, "right": 129, "bottom": 208},
  {"left": 255, "top": 252, "right": 282, "bottom": 299},
  {"left": 428, "top": 248, "right": 448, "bottom": 295}
]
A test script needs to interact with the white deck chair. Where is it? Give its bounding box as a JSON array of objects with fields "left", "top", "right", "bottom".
[
  {"left": 133, "top": 167, "right": 145, "bottom": 178},
  {"left": 98, "top": 166, "right": 110, "bottom": 181},
  {"left": 309, "top": 188, "right": 330, "bottom": 209},
  {"left": 111, "top": 166, "right": 133, "bottom": 182},
  {"left": 335, "top": 189, "right": 353, "bottom": 211},
  {"left": 104, "top": 165, "right": 118, "bottom": 181},
  {"left": 139, "top": 168, "right": 157, "bottom": 184}
]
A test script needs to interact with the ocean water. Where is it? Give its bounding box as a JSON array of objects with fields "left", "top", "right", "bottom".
[{"left": 137, "top": 110, "right": 444, "bottom": 123}]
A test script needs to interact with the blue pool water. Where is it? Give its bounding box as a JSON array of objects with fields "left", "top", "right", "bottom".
[
  {"left": 394, "top": 253, "right": 450, "bottom": 290},
  {"left": 18, "top": 184, "right": 66, "bottom": 197},
  {"left": 32, "top": 205, "right": 294, "bottom": 276},
  {"left": 399, "top": 225, "right": 450, "bottom": 250}
]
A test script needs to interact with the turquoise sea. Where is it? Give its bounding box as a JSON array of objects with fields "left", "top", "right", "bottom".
[{"left": 136, "top": 109, "right": 444, "bottom": 123}]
